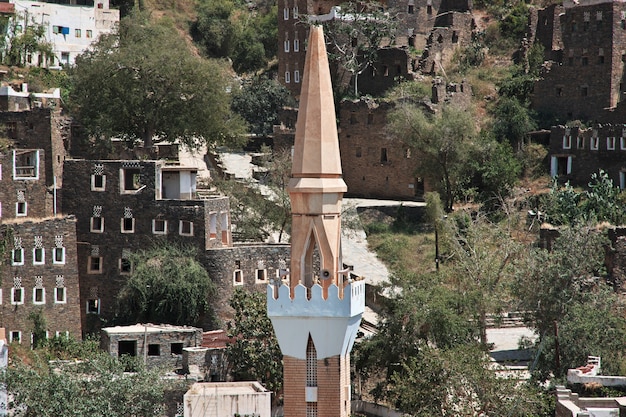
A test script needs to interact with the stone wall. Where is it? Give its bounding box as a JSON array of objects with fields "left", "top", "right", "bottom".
[
  {"left": 339, "top": 99, "right": 424, "bottom": 200},
  {"left": 202, "top": 243, "right": 291, "bottom": 323},
  {"left": 0, "top": 149, "right": 50, "bottom": 218},
  {"left": 356, "top": 48, "right": 415, "bottom": 96},
  {"left": 0, "top": 216, "right": 82, "bottom": 343},
  {"left": 531, "top": 1, "right": 626, "bottom": 122},
  {"left": 419, "top": 11, "right": 475, "bottom": 75},
  {"left": 547, "top": 124, "right": 626, "bottom": 188},
  {"left": 61, "top": 159, "right": 232, "bottom": 334}
]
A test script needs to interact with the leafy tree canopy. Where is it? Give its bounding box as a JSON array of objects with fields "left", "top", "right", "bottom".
[
  {"left": 232, "top": 77, "right": 295, "bottom": 136},
  {"left": 225, "top": 288, "right": 283, "bottom": 396},
  {"left": 70, "top": 11, "right": 246, "bottom": 149},
  {"left": 115, "top": 244, "right": 216, "bottom": 328}
]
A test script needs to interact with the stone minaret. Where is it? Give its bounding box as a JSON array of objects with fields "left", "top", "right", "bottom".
[{"left": 267, "top": 25, "right": 365, "bottom": 417}]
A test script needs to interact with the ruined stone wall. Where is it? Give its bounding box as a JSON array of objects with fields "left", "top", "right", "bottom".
[
  {"left": 531, "top": 2, "right": 625, "bottom": 121},
  {"left": 0, "top": 216, "right": 82, "bottom": 343},
  {"left": 548, "top": 124, "right": 626, "bottom": 187},
  {"left": 528, "top": 4, "right": 564, "bottom": 62},
  {"left": 202, "top": 243, "right": 290, "bottom": 323},
  {"left": 419, "top": 11, "right": 474, "bottom": 75},
  {"left": 357, "top": 48, "right": 415, "bottom": 96},
  {"left": 339, "top": 99, "right": 424, "bottom": 200},
  {"left": 61, "top": 159, "right": 231, "bottom": 334}
]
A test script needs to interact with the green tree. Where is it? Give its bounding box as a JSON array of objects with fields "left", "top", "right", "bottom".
[
  {"left": 232, "top": 77, "right": 295, "bottom": 136},
  {"left": 70, "top": 11, "right": 245, "bottom": 149},
  {"left": 225, "top": 288, "right": 283, "bottom": 397},
  {"left": 320, "top": 1, "right": 397, "bottom": 97},
  {"left": 387, "top": 102, "right": 476, "bottom": 212},
  {"left": 491, "top": 96, "right": 537, "bottom": 150},
  {"left": 5, "top": 15, "right": 53, "bottom": 67},
  {"left": 115, "top": 244, "right": 216, "bottom": 327},
  {"left": 4, "top": 351, "right": 172, "bottom": 416}
]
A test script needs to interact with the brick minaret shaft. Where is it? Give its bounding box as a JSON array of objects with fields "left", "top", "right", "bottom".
[{"left": 280, "top": 24, "right": 352, "bottom": 417}]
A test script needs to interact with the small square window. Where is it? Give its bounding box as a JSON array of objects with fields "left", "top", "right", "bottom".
[
  {"left": 171, "top": 342, "right": 183, "bottom": 355},
  {"left": 86, "top": 299, "right": 100, "bottom": 314},
  {"left": 16, "top": 201, "right": 27, "bottom": 217},
  {"left": 148, "top": 344, "right": 160, "bottom": 356},
  {"left": 86, "top": 29, "right": 92, "bottom": 38},
  {"left": 179, "top": 220, "right": 193, "bottom": 236},
  {"left": 121, "top": 218, "right": 135, "bottom": 233},
  {"left": 54, "top": 287, "right": 66, "bottom": 304},
  {"left": 53, "top": 247, "right": 65, "bottom": 264},
  {"left": 90, "top": 217, "right": 104, "bottom": 233},
  {"left": 9, "top": 331, "right": 20, "bottom": 343},
  {"left": 11, "top": 288, "right": 23, "bottom": 305},
  {"left": 33, "top": 248, "right": 45, "bottom": 265},
  {"left": 88, "top": 256, "right": 102, "bottom": 274},
  {"left": 255, "top": 269, "right": 267, "bottom": 283},
  {"left": 33, "top": 288, "right": 45, "bottom": 304},
  {"left": 12, "top": 249, "right": 24, "bottom": 265},
  {"left": 91, "top": 174, "right": 106, "bottom": 191},
  {"left": 75, "top": 29, "right": 81, "bottom": 37},
  {"left": 152, "top": 219, "right": 167, "bottom": 235},
  {"left": 233, "top": 270, "right": 243, "bottom": 285},
  {"left": 120, "top": 168, "right": 143, "bottom": 193},
  {"left": 120, "top": 257, "right": 132, "bottom": 274}
]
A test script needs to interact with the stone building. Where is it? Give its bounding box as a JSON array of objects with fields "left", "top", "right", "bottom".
[
  {"left": 101, "top": 323, "right": 202, "bottom": 369},
  {"left": 547, "top": 124, "right": 626, "bottom": 188},
  {"left": 531, "top": 0, "right": 626, "bottom": 122},
  {"left": 0, "top": 216, "right": 82, "bottom": 344},
  {"left": 339, "top": 99, "right": 424, "bottom": 199},
  {"left": 61, "top": 159, "right": 233, "bottom": 333}
]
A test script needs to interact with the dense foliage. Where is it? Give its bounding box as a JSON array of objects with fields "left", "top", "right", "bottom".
[
  {"left": 225, "top": 288, "right": 283, "bottom": 397},
  {"left": 115, "top": 244, "right": 216, "bottom": 327},
  {"left": 70, "top": 11, "right": 245, "bottom": 149}
]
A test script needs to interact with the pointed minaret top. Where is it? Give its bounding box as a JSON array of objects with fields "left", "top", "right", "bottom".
[{"left": 291, "top": 25, "right": 344, "bottom": 179}]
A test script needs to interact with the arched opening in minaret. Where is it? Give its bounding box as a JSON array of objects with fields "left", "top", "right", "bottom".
[
  {"left": 302, "top": 228, "right": 322, "bottom": 298},
  {"left": 306, "top": 335, "right": 318, "bottom": 416}
]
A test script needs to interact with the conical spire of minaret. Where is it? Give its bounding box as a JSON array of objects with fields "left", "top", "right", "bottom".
[{"left": 291, "top": 25, "right": 343, "bottom": 178}]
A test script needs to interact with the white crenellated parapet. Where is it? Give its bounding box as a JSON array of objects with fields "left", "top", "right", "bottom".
[{"left": 267, "top": 281, "right": 365, "bottom": 360}]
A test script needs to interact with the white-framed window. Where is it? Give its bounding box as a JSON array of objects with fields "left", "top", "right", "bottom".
[
  {"left": 577, "top": 136, "right": 585, "bottom": 149},
  {"left": 121, "top": 217, "right": 135, "bottom": 233},
  {"left": 12, "top": 248, "right": 24, "bottom": 265},
  {"left": 608, "top": 137, "right": 616, "bottom": 150},
  {"left": 285, "top": 71, "right": 291, "bottom": 83},
  {"left": 621, "top": 136, "right": 626, "bottom": 150},
  {"left": 294, "top": 38, "right": 300, "bottom": 52},
  {"left": 119, "top": 257, "right": 132, "bottom": 274},
  {"left": 292, "top": 5, "right": 298, "bottom": 18},
  {"left": 152, "top": 219, "right": 167, "bottom": 235},
  {"left": 13, "top": 150, "right": 39, "bottom": 180},
  {"left": 11, "top": 287, "right": 23, "bottom": 305},
  {"left": 562, "top": 135, "right": 571, "bottom": 149},
  {"left": 91, "top": 174, "right": 106, "bottom": 191},
  {"left": 54, "top": 287, "right": 66, "bottom": 304},
  {"left": 33, "top": 248, "right": 45, "bottom": 265},
  {"left": 86, "top": 299, "right": 100, "bottom": 314},
  {"left": 255, "top": 269, "right": 267, "bottom": 283},
  {"left": 33, "top": 288, "right": 45, "bottom": 305},
  {"left": 284, "top": 40, "right": 290, "bottom": 52},
  {"left": 120, "top": 168, "right": 143, "bottom": 194},
  {"left": 88, "top": 256, "right": 103, "bottom": 274},
  {"left": 179, "top": 220, "right": 194, "bottom": 236},
  {"left": 16, "top": 201, "right": 27, "bottom": 217},
  {"left": 233, "top": 270, "right": 243, "bottom": 286},
  {"left": 591, "top": 136, "right": 599, "bottom": 150},
  {"left": 53, "top": 247, "right": 65, "bottom": 265},
  {"left": 277, "top": 269, "right": 289, "bottom": 282},
  {"left": 294, "top": 70, "right": 300, "bottom": 83},
  {"left": 283, "top": 7, "right": 289, "bottom": 19},
  {"left": 9, "top": 331, "right": 21, "bottom": 343},
  {"left": 90, "top": 216, "right": 104, "bottom": 233}
]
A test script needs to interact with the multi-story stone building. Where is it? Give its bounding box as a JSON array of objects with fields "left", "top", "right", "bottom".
[
  {"left": 548, "top": 124, "right": 626, "bottom": 188},
  {"left": 0, "top": 216, "right": 82, "bottom": 344},
  {"left": 531, "top": 0, "right": 626, "bottom": 122},
  {"left": 61, "top": 159, "right": 233, "bottom": 332}
]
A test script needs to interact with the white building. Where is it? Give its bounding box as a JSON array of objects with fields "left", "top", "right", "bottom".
[
  {"left": 9, "top": 0, "right": 119, "bottom": 66},
  {"left": 183, "top": 382, "right": 271, "bottom": 417}
]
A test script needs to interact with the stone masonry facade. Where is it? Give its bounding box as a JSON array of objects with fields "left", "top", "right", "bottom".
[
  {"left": 0, "top": 216, "right": 82, "bottom": 344},
  {"left": 61, "top": 159, "right": 232, "bottom": 333}
]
